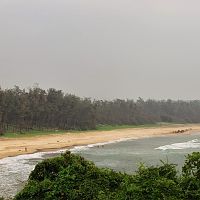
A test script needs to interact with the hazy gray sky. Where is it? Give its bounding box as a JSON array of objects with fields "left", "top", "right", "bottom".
[{"left": 0, "top": 0, "right": 200, "bottom": 100}]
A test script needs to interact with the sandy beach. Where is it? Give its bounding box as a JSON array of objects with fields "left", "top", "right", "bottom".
[{"left": 0, "top": 124, "right": 200, "bottom": 159}]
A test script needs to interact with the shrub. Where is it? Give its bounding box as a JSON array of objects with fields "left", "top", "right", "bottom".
[
  {"left": 180, "top": 152, "right": 200, "bottom": 200},
  {"left": 14, "top": 151, "right": 200, "bottom": 200}
]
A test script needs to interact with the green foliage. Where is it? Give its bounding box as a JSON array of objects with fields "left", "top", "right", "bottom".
[
  {"left": 1, "top": 86, "right": 200, "bottom": 136},
  {"left": 0, "top": 86, "right": 96, "bottom": 134},
  {"left": 14, "top": 151, "right": 200, "bottom": 200},
  {"left": 180, "top": 152, "right": 200, "bottom": 200},
  {"left": 14, "top": 151, "right": 125, "bottom": 200},
  {"left": 182, "top": 152, "right": 200, "bottom": 178},
  {"left": 124, "top": 164, "right": 181, "bottom": 200}
]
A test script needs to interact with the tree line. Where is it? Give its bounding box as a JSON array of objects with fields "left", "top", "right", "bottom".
[{"left": 1, "top": 86, "right": 200, "bottom": 133}]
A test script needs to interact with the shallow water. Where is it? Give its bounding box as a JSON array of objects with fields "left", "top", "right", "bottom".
[
  {"left": 1, "top": 132, "right": 200, "bottom": 198},
  {"left": 78, "top": 133, "right": 200, "bottom": 173}
]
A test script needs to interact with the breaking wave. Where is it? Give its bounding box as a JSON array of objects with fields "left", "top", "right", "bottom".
[
  {"left": 70, "top": 137, "right": 133, "bottom": 153},
  {"left": 155, "top": 139, "right": 200, "bottom": 151},
  {"left": 0, "top": 137, "right": 133, "bottom": 198}
]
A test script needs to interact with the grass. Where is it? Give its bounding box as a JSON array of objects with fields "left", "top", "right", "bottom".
[
  {"left": 0, "top": 123, "right": 186, "bottom": 138},
  {"left": 1, "top": 130, "right": 67, "bottom": 138},
  {"left": 96, "top": 124, "right": 160, "bottom": 131},
  {"left": 95, "top": 123, "right": 187, "bottom": 131}
]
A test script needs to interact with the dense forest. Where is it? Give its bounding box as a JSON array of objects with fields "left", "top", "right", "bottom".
[
  {"left": 1, "top": 86, "right": 200, "bottom": 133},
  {"left": 12, "top": 151, "right": 200, "bottom": 200}
]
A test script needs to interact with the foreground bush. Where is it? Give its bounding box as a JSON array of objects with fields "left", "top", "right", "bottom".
[{"left": 14, "top": 151, "right": 200, "bottom": 200}]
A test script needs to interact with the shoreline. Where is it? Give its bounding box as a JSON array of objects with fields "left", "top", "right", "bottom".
[{"left": 1, "top": 124, "right": 200, "bottom": 159}]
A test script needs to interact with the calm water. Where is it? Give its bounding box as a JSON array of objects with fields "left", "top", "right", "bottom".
[{"left": 1, "top": 132, "right": 200, "bottom": 198}]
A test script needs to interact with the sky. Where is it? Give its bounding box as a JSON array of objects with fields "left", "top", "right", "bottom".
[{"left": 0, "top": 0, "right": 200, "bottom": 100}]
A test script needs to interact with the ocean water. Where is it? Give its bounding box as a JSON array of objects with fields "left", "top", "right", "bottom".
[
  {"left": 1, "top": 132, "right": 200, "bottom": 198},
  {"left": 78, "top": 133, "right": 200, "bottom": 173}
]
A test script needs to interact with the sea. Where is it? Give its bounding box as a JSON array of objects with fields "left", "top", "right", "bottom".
[{"left": 1, "top": 131, "right": 200, "bottom": 198}]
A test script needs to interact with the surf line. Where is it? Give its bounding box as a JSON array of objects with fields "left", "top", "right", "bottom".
[{"left": 155, "top": 139, "right": 200, "bottom": 151}]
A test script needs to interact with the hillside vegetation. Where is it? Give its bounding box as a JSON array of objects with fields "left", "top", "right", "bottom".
[
  {"left": 1, "top": 86, "right": 200, "bottom": 134},
  {"left": 13, "top": 151, "right": 200, "bottom": 200}
]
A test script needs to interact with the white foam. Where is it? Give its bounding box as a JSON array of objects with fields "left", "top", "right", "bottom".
[
  {"left": 0, "top": 149, "right": 71, "bottom": 198},
  {"left": 69, "top": 137, "right": 133, "bottom": 152},
  {"left": 155, "top": 139, "right": 200, "bottom": 151},
  {"left": 0, "top": 137, "right": 133, "bottom": 198}
]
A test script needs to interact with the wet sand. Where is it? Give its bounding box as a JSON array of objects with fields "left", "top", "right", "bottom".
[{"left": 0, "top": 124, "right": 200, "bottom": 159}]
